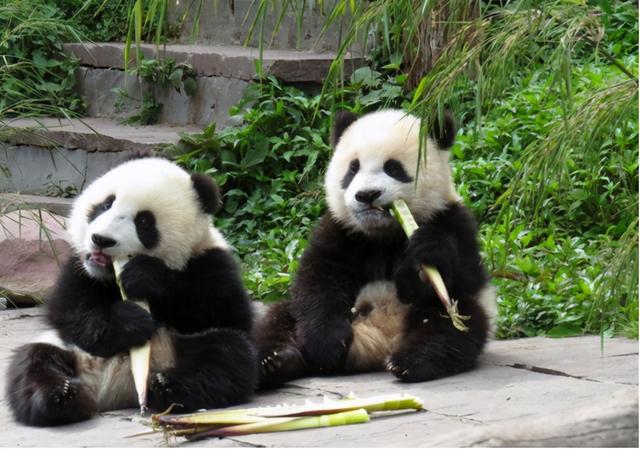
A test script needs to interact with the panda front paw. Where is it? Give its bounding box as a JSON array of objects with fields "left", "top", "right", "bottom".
[
  {"left": 108, "top": 301, "right": 156, "bottom": 353},
  {"left": 396, "top": 226, "right": 456, "bottom": 305},
  {"left": 119, "top": 255, "right": 174, "bottom": 301}
]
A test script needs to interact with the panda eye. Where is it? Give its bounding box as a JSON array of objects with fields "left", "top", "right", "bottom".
[
  {"left": 341, "top": 159, "right": 360, "bottom": 189},
  {"left": 102, "top": 195, "right": 115, "bottom": 211},
  {"left": 383, "top": 159, "right": 413, "bottom": 183},
  {"left": 135, "top": 210, "right": 155, "bottom": 229}
]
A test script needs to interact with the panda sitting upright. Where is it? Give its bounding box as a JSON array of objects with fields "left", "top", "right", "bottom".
[
  {"left": 7, "top": 157, "right": 256, "bottom": 426},
  {"left": 256, "top": 109, "right": 495, "bottom": 386}
]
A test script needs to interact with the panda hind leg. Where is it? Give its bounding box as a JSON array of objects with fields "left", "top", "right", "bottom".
[
  {"left": 7, "top": 343, "right": 96, "bottom": 426},
  {"left": 146, "top": 328, "right": 257, "bottom": 412},
  {"left": 254, "top": 301, "right": 307, "bottom": 389},
  {"left": 386, "top": 302, "right": 488, "bottom": 382}
]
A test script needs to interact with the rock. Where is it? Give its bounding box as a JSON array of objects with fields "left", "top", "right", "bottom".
[{"left": 0, "top": 211, "right": 71, "bottom": 306}]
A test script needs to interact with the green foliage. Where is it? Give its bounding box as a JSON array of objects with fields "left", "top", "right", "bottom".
[
  {"left": 171, "top": 1, "right": 637, "bottom": 339},
  {"left": 173, "top": 77, "right": 335, "bottom": 302},
  {"left": 113, "top": 58, "right": 197, "bottom": 125},
  {"left": 0, "top": 0, "right": 85, "bottom": 118},
  {"left": 54, "top": 0, "right": 133, "bottom": 42}
]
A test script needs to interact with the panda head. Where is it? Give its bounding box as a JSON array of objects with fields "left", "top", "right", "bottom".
[
  {"left": 68, "top": 157, "right": 226, "bottom": 280},
  {"left": 325, "top": 109, "right": 460, "bottom": 235}
]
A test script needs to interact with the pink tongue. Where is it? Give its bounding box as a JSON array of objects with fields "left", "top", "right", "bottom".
[{"left": 90, "top": 251, "right": 112, "bottom": 267}]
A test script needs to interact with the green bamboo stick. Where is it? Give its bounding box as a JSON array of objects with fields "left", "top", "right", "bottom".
[
  {"left": 390, "top": 199, "right": 470, "bottom": 332},
  {"left": 187, "top": 409, "right": 370, "bottom": 439}
]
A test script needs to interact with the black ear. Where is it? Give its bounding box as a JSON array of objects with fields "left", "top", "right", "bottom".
[
  {"left": 191, "top": 173, "right": 222, "bottom": 215},
  {"left": 331, "top": 111, "right": 359, "bottom": 147},
  {"left": 430, "top": 110, "right": 457, "bottom": 149}
]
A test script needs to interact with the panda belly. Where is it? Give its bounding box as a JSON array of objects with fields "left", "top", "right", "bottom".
[
  {"left": 35, "top": 328, "right": 176, "bottom": 411},
  {"left": 346, "top": 281, "right": 409, "bottom": 372}
]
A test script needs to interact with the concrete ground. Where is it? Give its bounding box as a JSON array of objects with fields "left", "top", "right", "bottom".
[{"left": 0, "top": 307, "right": 637, "bottom": 447}]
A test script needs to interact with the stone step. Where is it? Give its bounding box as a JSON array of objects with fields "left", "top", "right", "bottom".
[
  {"left": 0, "top": 118, "right": 197, "bottom": 195},
  {"left": 64, "top": 42, "right": 361, "bottom": 83},
  {"left": 0, "top": 193, "right": 73, "bottom": 217},
  {"left": 63, "top": 43, "right": 363, "bottom": 127}
]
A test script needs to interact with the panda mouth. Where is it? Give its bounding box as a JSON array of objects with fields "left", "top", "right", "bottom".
[{"left": 88, "top": 250, "right": 113, "bottom": 267}]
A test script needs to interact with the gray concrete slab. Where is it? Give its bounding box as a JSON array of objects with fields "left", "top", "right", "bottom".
[
  {"left": 64, "top": 43, "right": 364, "bottom": 83},
  {"left": 2, "top": 117, "right": 200, "bottom": 152},
  {"left": 75, "top": 67, "right": 249, "bottom": 127},
  {"left": 0, "top": 307, "right": 637, "bottom": 447}
]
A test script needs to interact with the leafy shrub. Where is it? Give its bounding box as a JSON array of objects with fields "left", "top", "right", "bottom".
[{"left": 0, "top": 0, "right": 85, "bottom": 117}]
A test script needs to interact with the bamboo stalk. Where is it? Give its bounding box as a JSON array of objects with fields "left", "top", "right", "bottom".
[
  {"left": 186, "top": 409, "right": 370, "bottom": 440},
  {"left": 113, "top": 258, "right": 151, "bottom": 414},
  {"left": 390, "top": 199, "right": 470, "bottom": 332},
  {"left": 155, "top": 393, "right": 424, "bottom": 426}
]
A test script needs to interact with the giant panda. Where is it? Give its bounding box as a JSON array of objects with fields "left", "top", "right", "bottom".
[
  {"left": 7, "top": 157, "right": 257, "bottom": 426},
  {"left": 255, "top": 109, "right": 496, "bottom": 387}
]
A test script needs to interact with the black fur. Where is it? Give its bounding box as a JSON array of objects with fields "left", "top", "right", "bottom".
[
  {"left": 255, "top": 202, "right": 490, "bottom": 387},
  {"left": 383, "top": 159, "right": 413, "bottom": 183},
  {"left": 191, "top": 173, "right": 222, "bottom": 214},
  {"left": 134, "top": 210, "right": 159, "bottom": 249},
  {"left": 7, "top": 344, "right": 96, "bottom": 427},
  {"left": 341, "top": 159, "right": 360, "bottom": 189},
  {"left": 332, "top": 111, "right": 359, "bottom": 147},
  {"left": 430, "top": 109, "right": 457, "bottom": 149},
  {"left": 8, "top": 248, "right": 256, "bottom": 426}
]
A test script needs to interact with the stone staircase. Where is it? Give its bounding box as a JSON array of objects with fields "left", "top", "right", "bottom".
[
  {"left": 0, "top": 35, "right": 360, "bottom": 306},
  {"left": 1, "top": 42, "right": 361, "bottom": 209}
]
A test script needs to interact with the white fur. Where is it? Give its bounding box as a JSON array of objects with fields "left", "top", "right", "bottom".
[
  {"left": 325, "top": 110, "right": 460, "bottom": 233},
  {"left": 68, "top": 158, "right": 227, "bottom": 278}
]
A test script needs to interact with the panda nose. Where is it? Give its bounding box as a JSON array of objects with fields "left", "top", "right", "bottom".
[
  {"left": 355, "top": 189, "right": 382, "bottom": 204},
  {"left": 91, "top": 233, "right": 116, "bottom": 249}
]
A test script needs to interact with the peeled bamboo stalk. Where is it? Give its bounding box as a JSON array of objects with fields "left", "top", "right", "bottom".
[
  {"left": 113, "top": 258, "right": 151, "bottom": 414},
  {"left": 390, "top": 199, "right": 470, "bottom": 332}
]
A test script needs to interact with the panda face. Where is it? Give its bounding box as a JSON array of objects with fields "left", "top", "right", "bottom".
[
  {"left": 325, "top": 109, "right": 460, "bottom": 235},
  {"left": 68, "top": 158, "right": 224, "bottom": 280}
]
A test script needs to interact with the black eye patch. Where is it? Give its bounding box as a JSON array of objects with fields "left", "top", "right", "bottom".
[
  {"left": 87, "top": 194, "right": 115, "bottom": 223},
  {"left": 341, "top": 159, "right": 360, "bottom": 189},
  {"left": 134, "top": 210, "right": 159, "bottom": 249},
  {"left": 383, "top": 159, "right": 413, "bottom": 183}
]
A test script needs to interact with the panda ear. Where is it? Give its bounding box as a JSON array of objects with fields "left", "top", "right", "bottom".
[
  {"left": 430, "top": 109, "right": 457, "bottom": 150},
  {"left": 331, "top": 111, "right": 359, "bottom": 147},
  {"left": 191, "top": 174, "right": 222, "bottom": 215}
]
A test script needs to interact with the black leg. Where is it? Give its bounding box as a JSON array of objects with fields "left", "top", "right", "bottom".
[
  {"left": 7, "top": 343, "right": 96, "bottom": 426},
  {"left": 386, "top": 302, "right": 488, "bottom": 382},
  {"left": 146, "top": 328, "right": 256, "bottom": 412},
  {"left": 254, "top": 302, "right": 308, "bottom": 389}
]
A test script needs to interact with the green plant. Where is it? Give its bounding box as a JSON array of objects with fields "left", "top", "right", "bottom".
[
  {"left": 113, "top": 58, "right": 197, "bottom": 125},
  {"left": 0, "top": 0, "right": 85, "bottom": 119}
]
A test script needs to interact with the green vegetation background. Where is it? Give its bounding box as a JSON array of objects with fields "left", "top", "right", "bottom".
[{"left": 1, "top": 0, "right": 637, "bottom": 339}]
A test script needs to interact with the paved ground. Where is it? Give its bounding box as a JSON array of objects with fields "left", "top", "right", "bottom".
[{"left": 0, "top": 307, "right": 637, "bottom": 447}]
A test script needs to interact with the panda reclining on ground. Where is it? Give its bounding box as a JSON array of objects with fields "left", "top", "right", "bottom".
[
  {"left": 256, "top": 109, "right": 496, "bottom": 386},
  {"left": 7, "top": 157, "right": 257, "bottom": 426}
]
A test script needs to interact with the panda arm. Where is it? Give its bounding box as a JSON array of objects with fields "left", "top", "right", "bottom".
[
  {"left": 47, "top": 257, "right": 156, "bottom": 358},
  {"left": 288, "top": 224, "right": 363, "bottom": 371},
  {"left": 396, "top": 202, "right": 488, "bottom": 306},
  {"left": 121, "top": 249, "right": 253, "bottom": 335},
  {"left": 176, "top": 248, "right": 253, "bottom": 334}
]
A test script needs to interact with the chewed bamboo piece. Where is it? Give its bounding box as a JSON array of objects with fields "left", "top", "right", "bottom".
[
  {"left": 150, "top": 393, "right": 423, "bottom": 440},
  {"left": 113, "top": 258, "right": 151, "bottom": 414},
  {"left": 390, "top": 199, "right": 470, "bottom": 332}
]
